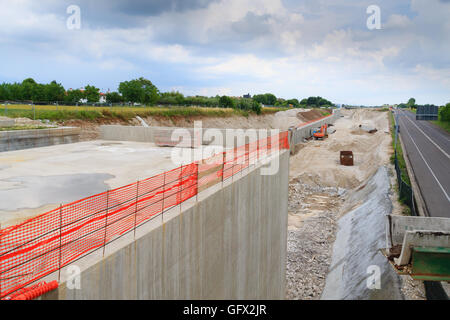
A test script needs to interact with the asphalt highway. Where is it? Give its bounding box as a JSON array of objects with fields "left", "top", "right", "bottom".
[{"left": 395, "top": 109, "right": 450, "bottom": 218}]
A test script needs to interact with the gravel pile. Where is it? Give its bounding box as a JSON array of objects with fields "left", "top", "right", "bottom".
[{"left": 286, "top": 179, "right": 344, "bottom": 300}]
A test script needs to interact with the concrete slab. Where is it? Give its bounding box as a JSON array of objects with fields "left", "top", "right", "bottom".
[
  {"left": 0, "top": 119, "right": 15, "bottom": 127},
  {"left": 321, "top": 166, "right": 404, "bottom": 300},
  {"left": 0, "top": 140, "right": 180, "bottom": 227}
]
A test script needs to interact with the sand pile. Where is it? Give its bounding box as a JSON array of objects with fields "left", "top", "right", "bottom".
[{"left": 274, "top": 109, "right": 330, "bottom": 129}]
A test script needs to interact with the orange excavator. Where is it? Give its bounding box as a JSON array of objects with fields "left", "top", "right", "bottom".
[{"left": 313, "top": 124, "right": 328, "bottom": 140}]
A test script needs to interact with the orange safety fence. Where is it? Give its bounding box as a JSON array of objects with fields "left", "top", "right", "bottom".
[{"left": 0, "top": 131, "right": 289, "bottom": 300}]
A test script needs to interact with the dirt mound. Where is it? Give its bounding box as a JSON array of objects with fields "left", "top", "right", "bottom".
[{"left": 297, "top": 109, "right": 330, "bottom": 122}]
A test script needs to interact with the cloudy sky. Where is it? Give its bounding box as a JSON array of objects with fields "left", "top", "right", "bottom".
[{"left": 0, "top": 0, "right": 449, "bottom": 105}]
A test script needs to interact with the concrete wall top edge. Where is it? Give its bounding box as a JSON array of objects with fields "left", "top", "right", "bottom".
[{"left": 0, "top": 127, "right": 80, "bottom": 140}]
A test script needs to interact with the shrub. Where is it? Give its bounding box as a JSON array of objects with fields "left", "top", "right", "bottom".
[
  {"left": 439, "top": 103, "right": 450, "bottom": 122},
  {"left": 219, "top": 96, "right": 235, "bottom": 108},
  {"left": 251, "top": 101, "right": 262, "bottom": 115}
]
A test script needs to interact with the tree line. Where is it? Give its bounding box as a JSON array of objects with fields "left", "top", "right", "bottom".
[{"left": 0, "top": 77, "right": 335, "bottom": 114}]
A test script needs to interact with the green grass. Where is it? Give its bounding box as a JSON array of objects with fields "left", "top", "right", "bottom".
[
  {"left": 0, "top": 104, "right": 299, "bottom": 122},
  {"left": 389, "top": 111, "right": 411, "bottom": 185},
  {"left": 1, "top": 105, "right": 278, "bottom": 122},
  {"left": 432, "top": 120, "right": 450, "bottom": 133},
  {"left": 0, "top": 125, "right": 49, "bottom": 131}
]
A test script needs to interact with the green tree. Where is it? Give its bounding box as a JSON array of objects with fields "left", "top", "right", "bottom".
[
  {"left": 253, "top": 94, "right": 265, "bottom": 105},
  {"left": 64, "top": 89, "right": 84, "bottom": 104},
  {"left": 253, "top": 93, "right": 277, "bottom": 106},
  {"left": 219, "top": 95, "right": 235, "bottom": 108},
  {"left": 84, "top": 85, "right": 100, "bottom": 103},
  {"left": 251, "top": 100, "right": 262, "bottom": 114},
  {"left": 32, "top": 83, "right": 47, "bottom": 102},
  {"left": 159, "top": 91, "right": 185, "bottom": 105},
  {"left": 439, "top": 103, "right": 450, "bottom": 122},
  {"left": 0, "top": 83, "right": 8, "bottom": 100},
  {"left": 236, "top": 99, "right": 251, "bottom": 110},
  {"left": 21, "top": 78, "right": 37, "bottom": 100},
  {"left": 299, "top": 98, "right": 308, "bottom": 107},
  {"left": 265, "top": 93, "right": 277, "bottom": 105},
  {"left": 106, "top": 92, "right": 123, "bottom": 103},
  {"left": 286, "top": 99, "right": 300, "bottom": 108},
  {"left": 407, "top": 98, "right": 416, "bottom": 109},
  {"left": 300, "top": 96, "right": 333, "bottom": 108},
  {"left": 118, "top": 80, "right": 141, "bottom": 103},
  {"left": 118, "top": 77, "right": 159, "bottom": 105},
  {"left": 45, "top": 81, "right": 65, "bottom": 102},
  {"left": 8, "top": 83, "right": 24, "bottom": 101},
  {"left": 274, "top": 98, "right": 286, "bottom": 107},
  {"left": 139, "top": 78, "right": 160, "bottom": 105}
]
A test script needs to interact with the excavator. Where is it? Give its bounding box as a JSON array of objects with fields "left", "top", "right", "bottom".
[{"left": 313, "top": 124, "right": 328, "bottom": 140}]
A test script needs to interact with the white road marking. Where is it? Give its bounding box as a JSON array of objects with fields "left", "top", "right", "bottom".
[
  {"left": 400, "top": 115, "right": 450, "bottom": 203},
  {"left": 402, "top": 113, "right": 450, "bottom": 159}
]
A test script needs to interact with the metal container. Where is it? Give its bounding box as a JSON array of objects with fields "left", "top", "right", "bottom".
[{"left": 340, "top": 151, "right": 354, "bottom": 166}]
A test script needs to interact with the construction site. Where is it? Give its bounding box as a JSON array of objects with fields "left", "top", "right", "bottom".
[{"left": 0, "top": 106, "right": 449, "bottom": 300}]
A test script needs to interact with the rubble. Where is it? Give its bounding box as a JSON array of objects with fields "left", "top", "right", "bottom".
[{"left": 286, "top": 178, "right": 344, "bottom": 300}]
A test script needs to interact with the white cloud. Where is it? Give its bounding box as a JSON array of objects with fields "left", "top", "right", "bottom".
[{"left": 0, "top": 0, "right": 449, "bottom": 105}]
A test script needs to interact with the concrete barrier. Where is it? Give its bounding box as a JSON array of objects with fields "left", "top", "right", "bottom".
[
  {"left": 100, "top": 125, "right": 283, "bottom": 148},
  {"left": 289, "top": 109, "right": 341, "bottom": 152},
  {"left": 41, "top": 150, "right": 290, "bottom": 300},
  {"left": 0, "top": 127, "right": 81, "bottom": 152},
  {"left": 321, "top": 167, "right": 404, "bottom": 300},
  {"left": 0, "top": 119, "right": 15, "bottom": 127}
]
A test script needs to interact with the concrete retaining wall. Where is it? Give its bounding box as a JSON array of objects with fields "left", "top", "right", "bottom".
[
  {"left": 0, "top": 119, "right": 15, "bottom": 127},
  {"left": 42, "top": 150, "right": 290, "bottom": 300},
  {"left": 101, "top": 110, "right": 340, "bottom": 150},
  {"left": 0, "top": 127, "right": 81, "bottom": 152},
  {"left": 289, "top": 109, "right": 341, "bottom": 150},
  {"left": 321, "top": 166, "right": 404, "bottom": 300},
  {"left": 100, "top": 125, "right": 284, "bottom": 148}
]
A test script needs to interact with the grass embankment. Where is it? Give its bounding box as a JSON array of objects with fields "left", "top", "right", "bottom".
[
  {"left": 0, "top": 125, "right": 48, "bottom": 131},
  {"left": 0, "top": 104, "right": 285, "bottom": 122},
  {"left": 389, "top": 111, "right": 410, "bottom": 185},
  {"left": 432, "top": 120, "right": 450, "bottom": 133}
]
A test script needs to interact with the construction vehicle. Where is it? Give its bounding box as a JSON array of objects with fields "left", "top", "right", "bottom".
[{"left": 313, "top": 124, "right": 328, "bottom": 140}]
